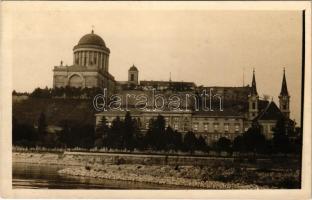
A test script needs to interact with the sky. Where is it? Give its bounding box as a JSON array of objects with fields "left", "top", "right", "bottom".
[{"left": 5, "top": 4, "right": 303, "bottom": 123}]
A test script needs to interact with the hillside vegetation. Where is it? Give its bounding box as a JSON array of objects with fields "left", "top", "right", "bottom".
[{"left": 13, "top": 98, "right": 96, "bottom": 127}]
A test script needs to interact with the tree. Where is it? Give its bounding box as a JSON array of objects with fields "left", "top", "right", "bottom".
[
  {"left": 123, "top": 112, "right": 135, "bottom": 150},
  {"left": 196, "top": 135, "right": 209, "bottom": 152},
  {"left": 273, "top": 117, "right": 292, "bottom": 154},
  {"left": 95, "top": 116, "right": 110, "bottom": 148},
  {"left": 153, "top": 115, "right": 167, "bottom": 150},
  {"left": 173, "top": 130, "right": 183, "bottom": 151},
  {"left": 51, "top": 87, "right": 65, "bottom": 97},
  {"left": 38, "top": 112, "right": 47, "bottom": 140},
  {"left": 233, "top": 135, "right": 245, "bottom": 153},
  {"left": 59, "top": 120, "right": 71, "bottom": 147},
  {"left": 232, "top": 122, "right": 267, "bottom": 154},
  {"left": 109, "top": 116, "right": 124, "bottom": 149},
  {"left": 145, "top": 115, "right": 167, "bottom": 150},
  {"left": 66, "top": 124, "right": 95, "bottom": 148},
  {"left": 13, "top": 117, "right": 38, "bottom": 147},
  {"left": 242, "top": 122, "right": 266, "bottom": 154},
  {"left": 30, "top": 87, "right": 51, "bottom": 98},
  {"left": 183, "top": 131, "right": 197, "bottom": 153},
  {"left": 216, "top": 137, "right": 232, "bottom": 153},
  {"left": 165, "top": 126, "right": 176, "bottom": 150},
  {"left": 132, "top": 118, "right": 144, "bottom": 150}
]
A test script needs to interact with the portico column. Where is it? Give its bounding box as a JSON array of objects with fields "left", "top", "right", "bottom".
[
  {"left": 102, "top": 53, "right": 105, "bottom": 70},
  {"left": 79, "top": 52, "right": 82, "bottom": 66},
  {"left": 98, "top": 53, "right": 103, "bottom": 70},
  {"left": 83, "top": 51, "right": 86, "bottom": 66},
  {"left": 81, "top": 51, "right": 84, "bottom": 66},
  {"left": 106, "top": 55, "right": 109, "bottom": 72},
  {"left": 86, "top": 51, "right": 89, "bottom": 66},
  {"left": 96, "top": 52, "right": 100, "bottom": 68},
  {"left": 77, "top": 51, "right": 80, "bottom": 65},
  {"left": 103, "top": 54, "right": 106, "bottom": 70},
  {"left": 103, "top": 54, "right": 106, "bottom": 71},
  {"left": 103, "top": 54, "right": 107, "bottom": 71}
]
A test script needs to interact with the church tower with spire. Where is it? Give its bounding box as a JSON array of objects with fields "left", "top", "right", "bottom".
[
  {"left": 248, "top": 69, "right": 259, "bottom": 120},
  {"left": 279, "top": 68, "right": 290, "bottom": 118}
]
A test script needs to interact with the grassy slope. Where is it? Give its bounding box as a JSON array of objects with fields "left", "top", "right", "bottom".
[{"left": 13, "top": 98, "right": 96, "bottom": 127}]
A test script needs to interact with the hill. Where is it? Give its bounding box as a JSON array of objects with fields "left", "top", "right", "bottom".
[{"left": 13, "top": 97, "right": 97, "bottom": 127}]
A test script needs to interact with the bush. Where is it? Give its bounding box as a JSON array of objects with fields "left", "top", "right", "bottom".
[
  {"left": 115, "top": 157, "right": 126, "bottom": 165},
  {"left": 279, "top": 176, "right": 300, "bottom": 188}
]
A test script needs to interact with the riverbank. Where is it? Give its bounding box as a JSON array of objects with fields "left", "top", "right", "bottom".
[
  {"left": 13, "top": 152, "right": 79, "bottom": 166},
  {"left": 13, "top": 152, "right": 301, "bottom": 189},
  {"left": 58, "top": 164, "right": 261, "bottom": 189}
]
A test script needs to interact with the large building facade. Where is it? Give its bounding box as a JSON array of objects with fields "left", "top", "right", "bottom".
[
  {"left": 53, "top": 30, "right": 116, "bottom": 93},
  {"left": 52, "top": 31, "right": 292, "bottom": 143}
]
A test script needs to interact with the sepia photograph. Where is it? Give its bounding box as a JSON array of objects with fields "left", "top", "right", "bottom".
[{"left": 0, "top": 1, "right": 311, "bottom": 199}]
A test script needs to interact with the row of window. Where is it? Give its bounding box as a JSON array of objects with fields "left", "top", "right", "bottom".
[
  {"left": 104, "top": 116, "right": 241, "bottom": 133},
  {"left": 192, "top": 123, "right": 240, "bottom": 133}
]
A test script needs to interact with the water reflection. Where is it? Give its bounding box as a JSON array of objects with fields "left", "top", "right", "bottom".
[{"left": 13, "top": 163, "right": 192, "bottom": 189}]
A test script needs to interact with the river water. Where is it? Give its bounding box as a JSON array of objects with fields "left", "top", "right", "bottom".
[{"left": 13, "top": 163, "right": 191, "bottom": 189}]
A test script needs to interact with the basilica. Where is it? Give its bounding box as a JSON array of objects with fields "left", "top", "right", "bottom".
[
  {"left": 53, "top": 30, "right": 116, "bottom": 93},
  {"left": 53, "top": 31, "right": 292, "bottom": 143}
]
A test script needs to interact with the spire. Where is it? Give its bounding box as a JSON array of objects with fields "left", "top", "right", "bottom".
[
  {"left": 243, "top": 67, "right": 245, "bottom": 87},
  {"left": 280, "top": 68, "right": 289, "bottom": 96},
  {"left": 91, "top": 25, "right": 95, "bottom": 34},
  {"left": 251, "top": 69, "right": 258, "bottom": 95}
]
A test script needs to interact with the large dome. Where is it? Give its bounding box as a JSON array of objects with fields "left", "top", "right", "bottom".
[{"left": 77, "top": 31, "right": 106, "bottom": 47}]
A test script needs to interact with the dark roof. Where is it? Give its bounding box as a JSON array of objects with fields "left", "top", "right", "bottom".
[
  {"left": 193, "top": 98, "right": 250, "bottom": 117},
  {"left": 77, "top": 31, "right": 106, "bottom": 47},
  {"left": 129, "top": 65, "right": 138, "bottom": 71},
  {"left": 140, "top": 80, "right": 196, "bottom": 87},
  {"left": 192, "top": 99, "right": 275, "bottom": 119},
  {"left": 258, "top": 99, "right": 270, "bottom": 111},
  {"left": 280, "top": 69, "right": 289, "bottom": 96},
  {"left": 193, "top": 109, "right": 244, "bottom": 117},
  {"left": 254, "top": 101, "right": 285, "bottom": 121}
]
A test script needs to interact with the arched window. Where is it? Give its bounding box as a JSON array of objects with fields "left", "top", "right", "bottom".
[
  {"left": 69, "top": 74, "right": 83, "bottom": 88},
  {"left": 283, "top": 104, "right": 287, "bottom": 110},
  {"left": 252, "top": 102, "right": 256, "bottom": 109}
]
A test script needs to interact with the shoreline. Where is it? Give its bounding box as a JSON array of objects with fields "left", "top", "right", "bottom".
[
  {"left": 13, "top": 151, "right": 300, "bottom": 189},
  {"left": 13, "top": 152, "right": 256, "bottom": 189},
  {"left": 57, "top": 165, "right": 260, "bottom": 189},
  {"left": 12, "top": 152, "right": 261, "bottom": 189}
]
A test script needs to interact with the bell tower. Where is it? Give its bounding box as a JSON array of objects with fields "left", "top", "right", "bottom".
[
  {"left": 128, "top": 64, "right": 139, "bottom": 85},
  {"left": 279, "top": 68, "right": 290, "bottom": 118},
  {"left": 248, "top": 69, "right": 259, "bottom": 120}
]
